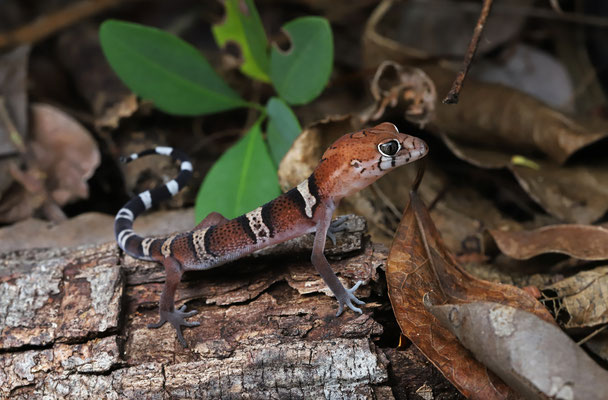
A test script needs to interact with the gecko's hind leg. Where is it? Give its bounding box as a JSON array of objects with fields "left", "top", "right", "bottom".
[
  {"left": 148, "top": 257, "right": 200, "bottom": 347},
  {"left": 195, "top": 211, "right": 228, "bottom": 230}
]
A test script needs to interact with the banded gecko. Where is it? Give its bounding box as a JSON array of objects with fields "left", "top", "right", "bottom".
[{"left": 115, "top": 122, "right": 428, "bottom": 346}]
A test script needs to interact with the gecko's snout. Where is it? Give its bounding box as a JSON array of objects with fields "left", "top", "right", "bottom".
[{"left": 403, "top": 136, "right": 428, "bottom": 161}]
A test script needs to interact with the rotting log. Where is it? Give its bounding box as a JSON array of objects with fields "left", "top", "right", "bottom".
[{"left": 0, "top": 214, "right": 462, "bottom": 399}]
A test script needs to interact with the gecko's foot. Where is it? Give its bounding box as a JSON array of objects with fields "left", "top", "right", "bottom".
[
  {"left": 147, "top": 305, "right": 200, "bottom": 347},
  {"left": 327, "top": 216, "right": 349, "bottom": 246},
  {"left": 335, "top": 280, "right": 366, "bottom": 316}
]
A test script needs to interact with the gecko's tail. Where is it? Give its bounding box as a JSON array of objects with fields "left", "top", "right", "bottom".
[{"left": 114, "top": 146, "right": 193, "bottom": 260}]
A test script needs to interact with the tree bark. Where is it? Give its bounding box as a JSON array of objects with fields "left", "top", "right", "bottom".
[{"left": 0, "top": 215, "right": 462, "bottom": 399}]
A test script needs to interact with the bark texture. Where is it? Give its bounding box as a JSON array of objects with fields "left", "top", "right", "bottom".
[{"left": 0, "top": 215, "right": 461, "bottom": 399}]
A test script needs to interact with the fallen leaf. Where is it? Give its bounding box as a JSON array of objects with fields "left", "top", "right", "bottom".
[
  {"left": 386, "top": 189, "right": 554, "bottom": 399},
  {"left": 362, "top": 60, "right": 436, "bottom": 128},
  {"left": 489, "top": 224, "right": 608, "bottom": 261},
  {"left": 471, "top": 44, "right": 575, "bottom": 112},
  {"left": 542, "top": 265, "right": 608, "bottom": 329},
  {"left": 426, "top": 300, "right": 608, "bottom": 400},
  {"left": 441, "top": 135, "right": 608, "bottom": 223},
  {"left": 29, "top": 103, "right": 100, "bottom": 205},
  {"left": 424, "top": 66, "right": 608, "bottom": 165},
  {"left": 361, "top": 4, "right": 608, "bottom": 224}
]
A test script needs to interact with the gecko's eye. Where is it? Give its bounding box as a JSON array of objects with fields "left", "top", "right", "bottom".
[{"left": 378, "top": 140, "right": 401, "bottom": 157}]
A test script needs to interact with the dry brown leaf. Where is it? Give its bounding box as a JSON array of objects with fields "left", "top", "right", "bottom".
[
  {"left": 543, "top": 265, "right": 608, "bottom": 329},
  {"left": 426, "top": 300, "right": 608, "bottom": 399},
  {"left": 363, "top": 2, "right": 606, "bottom": 164},
  {"left": 489, "top": 224, "right": 608, "bottom": 261},
  {"left": 362, "top": 4, "right": 608, "bottom": 223},
  {"left": 29, "top": 103, "right": 100, "bottom": 205},
  {"left": 441, "top": 135, "right": 608, "bottom": 223},
  {"left": 0, "top": 103, "right": 100, "bottom": 223},
  {"left": 361, "top": 60, "right": 436, "bottom": 128},
  {"left": 386, "top": 190, "right": 554, "bottom": 399},
  {"left": 425, "top": 66, "right": 608, "bottom": 165}
]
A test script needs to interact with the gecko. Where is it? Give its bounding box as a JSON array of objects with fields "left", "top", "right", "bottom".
[{"left": 114, "top": 122, "right": 428, "bottom": 346}]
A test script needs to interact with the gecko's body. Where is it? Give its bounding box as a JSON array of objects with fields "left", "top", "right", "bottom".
[{"left": 115, "top": 122, "right": 427, "bottom": 346}]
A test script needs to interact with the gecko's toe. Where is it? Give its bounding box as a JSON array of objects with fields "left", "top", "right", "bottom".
[
  {"left": 326, "top": 230, "right": 337, "bottom": 246},
  {"left": 148, "top": 306, "right": 199, "bottom": 347},
  {"left": 147, "top": 319, "right": 167, "bottom": 329},
  {"left": 348, "top": 303, "right": 363, "bottom": 314},
  {"left": 336, "top": 281, "right": 366, "bottom": 315},
  {"left": 327, "top": 216, "right": 349, "bottom": 246},
  {"left": 335, "top": 304, "right": 345, "bottom": 317}
]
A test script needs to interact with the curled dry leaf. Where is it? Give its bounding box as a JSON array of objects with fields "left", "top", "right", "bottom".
[
  {"left": 363, "top": 60, "right": 436, "bottom": 127},
  {"left": 425, "top": 300, "right": 608, "bottom": 400},
  {"left": 543, "top": 265, "right": 608, "bottom": 329},
  {"left": 386, "top": 189, "right": 554, "bottom": 399},
  {"left": 29, "top": 103, "right": 100, "bottom": 205},
  {"left": 489, "top": 224, "right": 608, "bottom": 261}
]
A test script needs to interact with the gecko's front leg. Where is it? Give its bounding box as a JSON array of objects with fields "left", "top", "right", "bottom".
[
  {"left": 312, "top": 204, "right": 365, "bottom": 316},
  {"left": 148, "top": 256, "right": 199, "bottom": 347}
]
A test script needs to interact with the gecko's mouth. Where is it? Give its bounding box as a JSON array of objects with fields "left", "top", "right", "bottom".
[{"left": 402, "top": 139, "right": 428, "bottom": 162}]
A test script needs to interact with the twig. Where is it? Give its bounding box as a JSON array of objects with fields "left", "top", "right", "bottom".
[
  {"left": 443, "top": 0, "right": 494, "bottom": 104},
  {"left": 549, "top": 0, "right": 564, "bottom": 14},
  {"left": 370, "top": 182, "right": 402, "bottom": 219},
  {"left": 577, "top": 324, "right": 608, "bottom": 346},
  {"left": 0, "top": 0, "right": 136, "bottom": 49},
  {"left": 420, "top": 0, "right": 608, "bottom": 28}
]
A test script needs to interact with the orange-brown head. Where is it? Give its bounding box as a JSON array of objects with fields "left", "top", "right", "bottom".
[{"left": 313, "top": 122, "right": 427, "bottom": 200}]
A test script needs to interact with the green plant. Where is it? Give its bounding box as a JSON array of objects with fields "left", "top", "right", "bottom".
[{"left": 99, "top": 0, "right": 333, "bottom": 221}]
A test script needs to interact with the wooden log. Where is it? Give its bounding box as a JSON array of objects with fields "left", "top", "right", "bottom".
[{"left": 0, "top": 214, "right": 461, "bottom": 399}]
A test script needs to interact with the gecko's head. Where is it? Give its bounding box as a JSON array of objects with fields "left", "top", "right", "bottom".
[{"left": 315, "top": 122, "right": 428, "bottom": 199}]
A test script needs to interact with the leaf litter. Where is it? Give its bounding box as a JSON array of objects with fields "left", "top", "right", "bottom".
[
  {"left": 386, "top": 184, "right": 555, "bottom": 399},
  {"left": 2, "top": 0, "right": 608, "bottom": 397}
]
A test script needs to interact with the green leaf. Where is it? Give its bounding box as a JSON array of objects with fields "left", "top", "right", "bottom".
[
  {"left": 265, "top": 97, "right": 301, "bottom": 165},
  {"left": 100, "top": 19, "right": 249, "bottom": 115},
  {"left": 195, "top": 119, "right": 281, "bottom": 221},
  {"left": 270, "top": 17, "right": 333, "bottom": 105},
  {"left": 212, "top": 0, "right": 270, "bottom": 82}
]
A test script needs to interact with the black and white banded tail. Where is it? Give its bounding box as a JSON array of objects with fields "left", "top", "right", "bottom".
[{"left": 114, "top": 146, "right": 193, "bottom": 260}]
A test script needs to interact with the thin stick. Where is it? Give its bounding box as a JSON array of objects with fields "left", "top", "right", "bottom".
[
  {"left": 577, "top": 324, "right": 608, "bottom": 346},
  {"left": 0, "top": 0, "right": 134, "bottom": 49},
  {"left": 443, "top": 0, "right": 494, "bottom": 104}
]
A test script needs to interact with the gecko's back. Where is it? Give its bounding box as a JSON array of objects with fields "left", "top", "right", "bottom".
[{"left": 167, "top": 180, "right": 320, "bottom": 270}]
